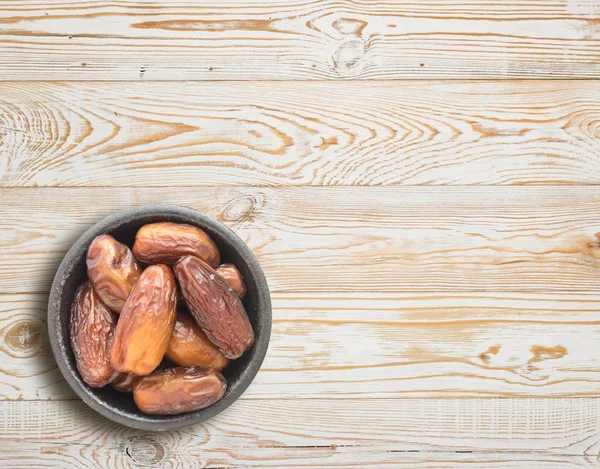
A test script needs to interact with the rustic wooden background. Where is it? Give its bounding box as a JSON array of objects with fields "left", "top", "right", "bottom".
[{"left": 2, "top": 1, "right": 600, "bottom": 467}]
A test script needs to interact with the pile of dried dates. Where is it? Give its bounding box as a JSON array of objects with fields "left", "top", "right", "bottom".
[{"left": 70, "top": 222, "right": 254, "bottom": 415}]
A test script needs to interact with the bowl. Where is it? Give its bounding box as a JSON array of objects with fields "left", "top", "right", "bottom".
[{"left": 48, "top": 205, "right": 271, "bottom": 431}]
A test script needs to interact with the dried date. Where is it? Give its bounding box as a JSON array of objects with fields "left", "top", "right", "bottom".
[
  {"left": 111, "top": 373, "right": 139, "bottom": 392},
  {"left": 133, "top": 222, "right": 220, "bottom": 267},
  {"left": 70, "top": 282, "right": 118, "bottom": 387},
  {"left": 110, "top": 265, "right": 177, "bottom": 375},
  {"left": 174, "top": 256, "right": 254, "bottom": 359},
  {"left": 86, "top": 234, "right": 141, "bottom": 313},
  {"left": 216, "top": 263, "right": 247, "bottom": 299},
  {"left": 133, "top": 366, "right": 226, "bottom": 415},
  {"left": 166, "top": 313, "right": 229, "bottom": 370}
]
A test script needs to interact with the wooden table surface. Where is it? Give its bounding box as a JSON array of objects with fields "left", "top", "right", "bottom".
[{"left": 2, "top": 1, "right": 600, "bottom": 467}]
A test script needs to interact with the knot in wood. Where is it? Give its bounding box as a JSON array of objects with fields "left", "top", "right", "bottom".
[
  {"left": 220, "top": 194, "right": 260, "bottom": 223},
  {"left": 333, "top": 39, "right": 366, "bottom": 74},
  {"left": 124, "top": 435, "right": 166, "bottom": 466},
  {"left": 4, "top": 319, "right": 42, "bottom": 356}
]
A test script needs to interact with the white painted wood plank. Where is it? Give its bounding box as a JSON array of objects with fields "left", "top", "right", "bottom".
[
  {"left": 0, "top": 399, "right": 600, "bottom": 468},
  {"left": 2, "top": 443, "right": 597, "bottom": 469},
  {"left": 0, "top": 1, "right": 599, "bottom": 80},
  {"left": 0, "top": 293, "right": 72, "bottom": 399},
  {"left": 2, "top": 187, "right": 600, "bottom": 294},
  {"left": 4, "top": 443, "right": 597, "bottom": 469},
  {"left": 1, "top": 81, "right": 599, "bottom": 187},
  {"left": 3, "top": 291, "right": 600, "bottom": 399}
]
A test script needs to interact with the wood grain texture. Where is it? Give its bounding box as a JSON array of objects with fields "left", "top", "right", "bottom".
[
  {"left": 1, "top": 445, "right": 598, "bottom": 469},
  {"left": 1, "top": 399, "right": 600, "bottom": 468},
  {"left": 1, "top": 81, "right": 600, "bottom": 186},
  {"left": 4, "top": 291, "right": 600, "bottom": 399},
  {"left": 2, "top": 1, "right": 600, "bottom": 467},
  {"left": 2, "top": 187, "right": 600, "bottom": 294},
  {"left": 0, "top": 0, "right": 599, "bottom": 80}
]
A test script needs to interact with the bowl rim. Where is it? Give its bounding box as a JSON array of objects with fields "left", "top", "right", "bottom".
[{"left": 47, "top": 204, "right": 271, "bottom": 431}]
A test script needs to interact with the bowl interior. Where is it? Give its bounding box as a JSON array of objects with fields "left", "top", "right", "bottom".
[{"left": 49, "top": 206, "right": 270, "bottom": 430}]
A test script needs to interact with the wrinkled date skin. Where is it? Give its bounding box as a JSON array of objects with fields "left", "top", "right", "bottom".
[
  {"left": 87, "top": 234, "right": 142, "bottom": 313},
  {"left": 133, "top": 366, "right": 226, "bottom": 415},
  {"left": 70, "top": 282, "right": 119, "bottom": 387},
  {"left": 133, "top": 222, "right": 220, "bottom": 267},
  {"left": 110, "top": 265, "right": 177, "bottom": 376},
  {"left": 111, "top": 373, "right": 139, "bottom": 392},
  {"left": 216, "top": 263, "right": 247, "bottom": 299},
  {"left": 175, "top": 256, "right": 254, "bottom": 359},
  {"left": 166, "top": 314, "right": 229, "bottom": 370}
]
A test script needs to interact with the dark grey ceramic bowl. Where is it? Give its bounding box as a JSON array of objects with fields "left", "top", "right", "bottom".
[{"left": 48, "top": 205, "right": 271, "bottom": 431}]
